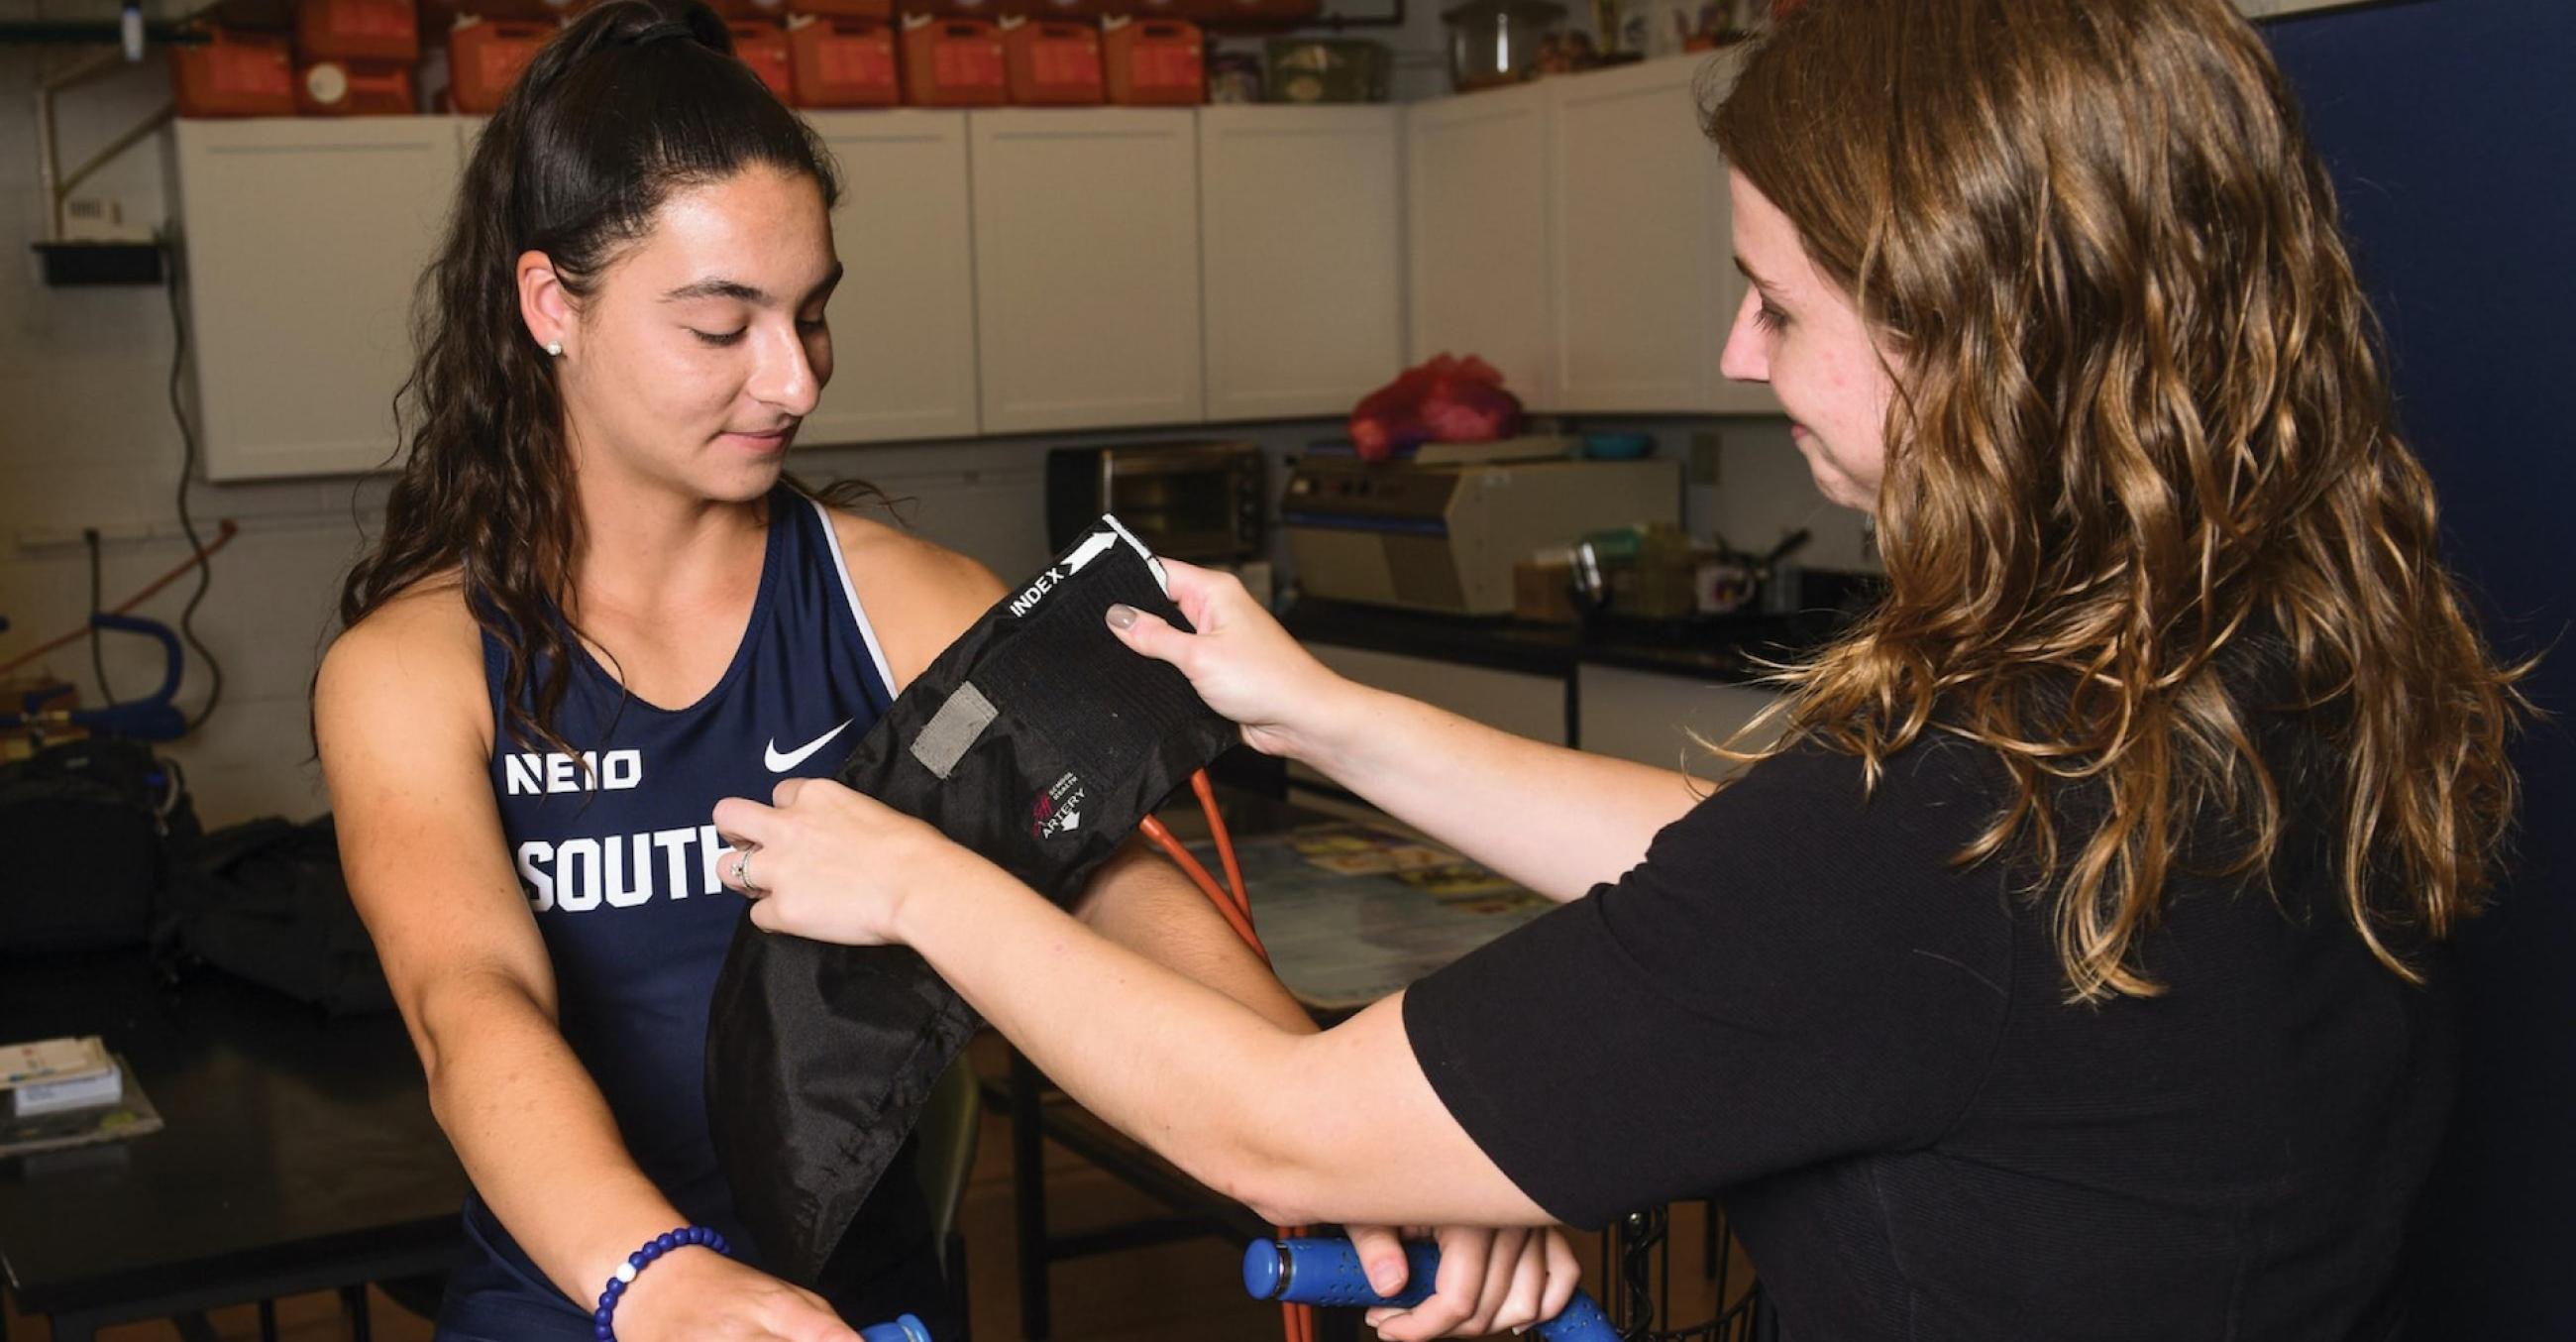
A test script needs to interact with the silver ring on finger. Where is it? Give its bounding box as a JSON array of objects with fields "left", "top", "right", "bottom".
[{"left": 731, "top": 845, "right": 760, "bottom": 893}]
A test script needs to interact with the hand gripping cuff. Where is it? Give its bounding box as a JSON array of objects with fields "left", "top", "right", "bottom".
[{"left": 705, "top": 516, "right": 1239, "bottom": 1286}]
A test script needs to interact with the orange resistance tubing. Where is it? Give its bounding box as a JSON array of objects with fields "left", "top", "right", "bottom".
[
  {"left": 1148, "top": 771, "right": 1312, "bottom": 1342},
  {"left": 1135, "top": 813, "right": 1265, "bottom": 964},
  {"left": 1191, "top": 770, "right": 1250, "bottom": 921}
]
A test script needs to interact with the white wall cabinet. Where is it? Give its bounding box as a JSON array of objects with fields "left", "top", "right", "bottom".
[
  {"left": 1292, "top": 648, "right": 1781, "bottom": 795},
  {"left": 803, "top": 111, "right": 982, "bottom": 445},
  {"left": 1292, "top": 643, "right": 1565, "bottom": 793},
  {"left": 2238, "top": 0, "right": 2375, "bottom": 16},
  {"left": 969, "top": 108, "right": 1204, "bottom": 435},
  {"left": 1550, "top": 53, "right": 1773, "bottom": 415},
  {"left": 1408, "top": 54, "right": 1776, "bottom": 417},
  {"left": 1198, "top": 105, "right": 1404, "bottom": 422},
  {"left": 1405, "top": 80, "right": 1556, "bottom": 409},
  {"left": 171, "top": 76, "right": 1795, "bottom": 478},
  {"left": 1577, "top": 663, "right": 1781, "bottom": 778},
  {"left": 173, "top": 117, "right": 462, "bottom": 481}
]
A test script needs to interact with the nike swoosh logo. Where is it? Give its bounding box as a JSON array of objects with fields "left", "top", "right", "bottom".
[{"left": 765, "top": 720, "right": 853, "bottom": 773}]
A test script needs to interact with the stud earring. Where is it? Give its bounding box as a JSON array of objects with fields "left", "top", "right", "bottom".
[{"left": 545, "top": 340, "right": 563, "bottom": 357}]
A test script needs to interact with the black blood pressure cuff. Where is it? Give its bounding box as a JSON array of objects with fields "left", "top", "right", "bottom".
[{"left": 705, "top": 516, "right": 1239, "bottom": 1286}]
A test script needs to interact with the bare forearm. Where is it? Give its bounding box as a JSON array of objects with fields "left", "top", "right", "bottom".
[
  {"left": 1079, "top": 842, "right": 1315, "bottom": 1035},
  {"left": 717, "top": 770, "right": 1553, "bottom": 1227},
  {"left": 416, "top": 977, "right": 686, "bottom": 1304},
  {"left": 1135, "top": 927, "right": 1315, "bottom": 1036},
  {"left": 1298, "top": 682, "right": 1700, "bottom": 901},
  {"left": 909, "top": 860, "right": 1312, "bottom": 1208},
  {"left": 893, "top": 858, "right": 1548, "bottom": 1227}
]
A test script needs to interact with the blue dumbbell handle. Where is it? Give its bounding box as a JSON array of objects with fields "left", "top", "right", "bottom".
[
  {"left": 858, "top": 1314, "right": 930, "bottom": 1342},
  {"left": 1243, "top": 1237, "right": 1619, "bottom": 1341}
]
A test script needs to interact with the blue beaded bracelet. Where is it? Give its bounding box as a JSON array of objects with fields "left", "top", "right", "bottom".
[{"left": 593, "top": 1224, "right": 730, "bottom": 1340}]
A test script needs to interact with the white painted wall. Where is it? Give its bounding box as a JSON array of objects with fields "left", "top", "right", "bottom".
[{"left": 4, "top": 2, "right": 364, "bottom": 827}]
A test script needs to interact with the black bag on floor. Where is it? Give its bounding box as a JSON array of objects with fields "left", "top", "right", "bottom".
[
  {"left": 159, "top": 815, "right": 395, "bottom": 1017},
  {"left": 707, "top": 518, "right": 1239, "bottom": 1285},
  {"left": 0, "top": 735, "right": 198, "bottom": 958}
]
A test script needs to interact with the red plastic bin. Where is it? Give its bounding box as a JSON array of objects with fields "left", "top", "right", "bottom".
[
  {"left": 894, "top": 0, "right": 1003, "bottom": 17},
  {"left": 296, "top": 0, "right": 422, "bottom": 62},
  {"left": 1001, "top": 17, "right": 1102, "bottom": 104},
  {"left": 447, "top": 17, "right": 554, "bottom": 114},
  {"left": 787, "top": 14, "right": 901, "bottom": 107},
  {"left": 1102, "top": 16, "right": 1201, "bottom": 105},
  {"left": 728, "top": 20, "right": 797, "bottom": 100},
  {"left": 900, "top": 15, "right": 1008, "bottom": 106},
  {"left": 787, "top": 0, "right": 894, "bottom": 16},
  {"left": 1178, "top": 0, "right": 1319, "bottom": 21},
  {"left": 297, "top": 59, "right": 418, "bottom": 115},
  {"left": 172, "top": 28, "right": 296, "bottom": 118},
  {"left": 422, "top": 0, "right": 580, "bottom": 22}
]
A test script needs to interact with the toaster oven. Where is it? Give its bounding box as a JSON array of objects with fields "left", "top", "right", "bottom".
[{"left": 1045, "top": 441, "right": 1267, "bottom": 563}]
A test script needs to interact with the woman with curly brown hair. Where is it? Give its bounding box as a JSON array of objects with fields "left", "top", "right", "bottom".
[{"left": 721, "top": 0, "right": 2532, "bottom": 1336}]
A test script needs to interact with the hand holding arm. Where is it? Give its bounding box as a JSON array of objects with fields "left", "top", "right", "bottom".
[{"left": 714, "top": 778, "right": 1550, "bottom": 1229}]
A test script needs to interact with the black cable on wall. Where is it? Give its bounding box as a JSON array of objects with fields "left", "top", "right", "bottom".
[{"left": 163, "top": 242, "right": 223, "bottom": 733}]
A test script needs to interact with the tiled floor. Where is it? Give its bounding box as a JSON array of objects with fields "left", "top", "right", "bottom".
[{"left": 3, "top": 1036, "right": 1754, "bottom": 1341}]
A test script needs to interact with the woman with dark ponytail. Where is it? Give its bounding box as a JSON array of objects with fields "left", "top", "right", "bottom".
[{"left": 316, "top": 4, "right": 1518, "bottom": 1337}]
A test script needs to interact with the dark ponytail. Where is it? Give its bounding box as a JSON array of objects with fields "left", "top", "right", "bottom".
[{"left": 338, "top": 0, "right": 844, "bottom": 757}]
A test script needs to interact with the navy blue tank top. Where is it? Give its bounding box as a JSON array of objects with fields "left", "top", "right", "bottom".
[{"left": 446, "top": 488, "right": 909, "bottom": 1327}]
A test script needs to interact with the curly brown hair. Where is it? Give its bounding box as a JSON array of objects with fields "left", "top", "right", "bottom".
[{"left": 1706, "top": 0, "right": 2533, "bottom": 1000}]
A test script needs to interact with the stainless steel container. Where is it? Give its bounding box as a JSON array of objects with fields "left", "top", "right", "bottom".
[{"left": 1441, "top": 0, "right": 1566, "bottom": 92}]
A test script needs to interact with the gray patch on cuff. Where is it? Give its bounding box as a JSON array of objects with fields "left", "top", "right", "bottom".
[{"left": 910, "top": 682, "right": 998, "bottom": 779}]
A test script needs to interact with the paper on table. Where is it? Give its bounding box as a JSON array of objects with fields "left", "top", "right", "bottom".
[
  {"left": 2, "top": 1035, "right": 112, "bottom": 1088},
  {"left": 0, "top": 1056, "right": 162, "bottom": 1159},
  {"left": 1195, "top": 823, "right": 1553, "bottom": 1012},
  {"left": 10, "top": 1060, "right": 124, "bottom": 1118}
]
